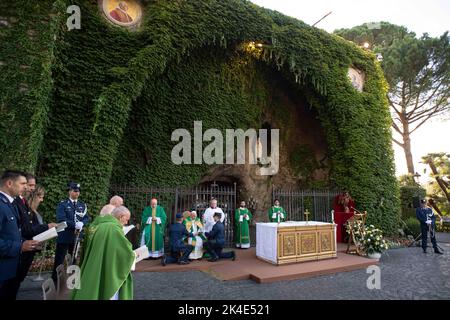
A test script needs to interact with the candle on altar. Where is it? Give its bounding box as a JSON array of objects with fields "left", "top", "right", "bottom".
[{"left": 331, "top": 210, "right": 334, "bottom": 223}]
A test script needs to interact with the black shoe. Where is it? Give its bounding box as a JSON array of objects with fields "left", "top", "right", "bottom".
[
  {"left": 208, "top": 257, "right": 218, "bottom": 262},
  {"left": 161, "top": 256, "right": 166, "bottom": 266},
  {"left": 178, "top": 260, "right": 189, "bottom": 265},
  {"left": 434, "top": 248, "right": 444, "bottom": 255},
  {"left": 231, "top": 251, "right": 236, "bottom": 261},
  {"left": 423, "top": 248, "right": 427, "bottom": 253}
]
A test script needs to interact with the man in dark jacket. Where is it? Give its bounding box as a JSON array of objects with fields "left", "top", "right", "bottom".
[
  {"left": 0, "top": 170, "right": 39, "bottom": 300},
  {"left": 162, "top": 213, "right": 193, "bottom": 265},
  {"left": 416, "top": 199, "right": 443, "bottom": 254},
  {"left": 52, "top": 182, "right": 90, "bottom": 283},
  {"left": 204, "top": 212, "right": 235, "bottom": 262}
]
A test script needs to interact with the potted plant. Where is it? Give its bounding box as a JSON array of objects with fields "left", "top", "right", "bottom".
[{"left": 362, "top": 225, "right": 389, "bottom": 259}]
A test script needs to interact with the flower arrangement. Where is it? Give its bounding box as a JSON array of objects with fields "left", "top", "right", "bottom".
[
  {"left": 361, "top": 225, "right": 389, "bottom": 254},
  {"left": 346, "top": 222, "right": 389, "bottom": 255}
]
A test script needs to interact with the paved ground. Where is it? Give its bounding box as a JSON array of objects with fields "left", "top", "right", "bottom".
[{"left": 17, "top": 233, "right": 450, "bottom": 300}]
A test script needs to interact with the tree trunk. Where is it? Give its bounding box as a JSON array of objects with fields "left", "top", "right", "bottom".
[
  {"left": 427, "top": 160, "right": 450, "bottom": 202},
  {"left": 402, "top": 122, "right": 415, "bottom": 174}
]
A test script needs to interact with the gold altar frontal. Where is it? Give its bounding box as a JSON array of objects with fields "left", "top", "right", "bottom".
[{"left": 256, "top": 222, "right": 337, "bottom": 265}]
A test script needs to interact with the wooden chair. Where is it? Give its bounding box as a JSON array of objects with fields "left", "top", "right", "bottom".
[
  {"left": 42, "top": 278, "right": 57, "bottom": 300},
  {"left": 346, "top": 211, "right": 367, "bottom": 256}
]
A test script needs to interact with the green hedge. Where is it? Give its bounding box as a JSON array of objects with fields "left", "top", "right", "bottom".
[
  {"left": 400, "top": 186, "right": 426, "bottom": 219},
  {"left": 403, "top": 217, "right": 421, "bottom": 238},
  {"left": 0, "top": 0, "right": 400, "bottom": 233}
]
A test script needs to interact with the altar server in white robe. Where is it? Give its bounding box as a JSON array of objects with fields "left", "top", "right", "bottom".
[{"left": 202, "top": 199, "right": 225, "bottom": 233}]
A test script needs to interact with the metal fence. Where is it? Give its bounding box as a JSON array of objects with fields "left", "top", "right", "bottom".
[
  {"left": 272, "top": 189, "right": 339, "bottom": 223},
  {"left": 109, "top": 184, "right": 237, "bottom": 247},
  {"left": 109, "top": 185, "right": 338, "bottom": 248}
]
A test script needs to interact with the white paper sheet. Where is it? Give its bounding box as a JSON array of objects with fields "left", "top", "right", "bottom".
[
  {"left": 33, "top": 227, "right": 58, "bottom": 242},
  {"left": 134, "top": 245, "right": 150, "bottom": 263},
  {"left": 56, "top": 221, "right": 67, "bottom": 232},
  {"left": 123, "top": 225, "right": 135, "bottom": 235}
]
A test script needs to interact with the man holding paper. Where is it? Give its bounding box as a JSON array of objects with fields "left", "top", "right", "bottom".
[
  {"left": 52, "top": 182, "right": 90, "bottom": 283},
  {"left": 268, "top": 199, "right": 286, "bottom": 223},
  {"left": 72, "top": 206, "right": 135, "bottom": 300},
  {"left": 140, "top": 198, "right": 166, "bottom": 258},
  {"left": 0, "top": 170, "right": 40, "bottom": 300},
  {"left": 235, "top": 201, "right": 252, "bottom": 249}
]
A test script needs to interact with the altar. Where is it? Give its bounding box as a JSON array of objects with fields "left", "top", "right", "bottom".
[{"left": 256, "top": 221, "right": 337, "bottom": 265}]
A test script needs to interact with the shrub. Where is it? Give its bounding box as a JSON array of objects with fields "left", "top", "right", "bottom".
[
  {"left": 403, "top": 217, "right": 421, "bottom": 238},
  {"left": 400, "top": 186, "right": 426, "bottom": 219}
]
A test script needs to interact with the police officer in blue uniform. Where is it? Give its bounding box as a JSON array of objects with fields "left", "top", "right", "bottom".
[
  {"left": 204, "top": 212, "right": 235, "bottom": 262},
  {"left": 52, "top": 182, "right": 90, "bottom": 283},
  {"left": 0, "top": 170, "right": 39, "bottom": 300},
  {"left": 162, "top": 213, "right": 193, "bottom": 266},
  {"left": 416, "top": 199, "right": 443, "bottom": 254}
]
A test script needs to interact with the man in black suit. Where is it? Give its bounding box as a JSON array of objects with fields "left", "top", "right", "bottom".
[
  {"left": 204, "top": 212, "right": 235, "bottom": 262},
  {"left": 0, "top": 170, "right": 39, "bottom": 300}
]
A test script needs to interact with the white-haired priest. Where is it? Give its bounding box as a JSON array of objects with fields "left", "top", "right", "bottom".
[{"left": 72, "top": 206, "right": 135, "bottom": 300}]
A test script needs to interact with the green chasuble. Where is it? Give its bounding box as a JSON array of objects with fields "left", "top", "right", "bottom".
[
  {"left": 72, "top": 215, "right": 135, "bottom": 300},
  {"left": 268, "top": 206, "right": 287, "bottom": 223},
  {"left": 235, "top": 208, "right": 252, "bottom": 248},
  {"left": 183, "top": 217, "right": 207, "bottom": 244},
  {"left": 141, "top": 205, "right": 167, "bottom": 257}
]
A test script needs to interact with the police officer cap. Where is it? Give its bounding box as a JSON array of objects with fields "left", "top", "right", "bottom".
[
  {"left": 68, "top": 182, "right": 81, "bottom": 192},
  {"left": 176, "top": 213, "right": 183, "bottom": 219}
]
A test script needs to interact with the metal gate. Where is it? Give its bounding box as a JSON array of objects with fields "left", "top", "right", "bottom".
[
  {"left": 109, "top": 184, "right": 237, "bottom": 247},
  {"left": 272, "top": 189, "right": 339, "bottom": 222}
]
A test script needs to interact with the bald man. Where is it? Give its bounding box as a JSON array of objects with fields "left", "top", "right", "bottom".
[
  {"left": 72, "top": 206, "right": 135, "bottom": 300},
  {"left": 202, "top": 199, "right": 225, "bottom": 233},
  {"left": 109, "top": 196, "right": 124, "bottom": 207},
  {"left": 100, "top": 204, "right": 115, "bottom": 216},
  {"left": 140, "top": 199, "right": 166, "bottom": 258}
]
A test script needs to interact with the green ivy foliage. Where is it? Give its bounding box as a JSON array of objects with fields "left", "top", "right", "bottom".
[{"left": 1, "top": 0, "right": 400, "bottom": 233}]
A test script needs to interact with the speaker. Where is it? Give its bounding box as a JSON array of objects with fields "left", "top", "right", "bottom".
[{"left": 412, "top": 197, "right": 421, "bottom": 208}]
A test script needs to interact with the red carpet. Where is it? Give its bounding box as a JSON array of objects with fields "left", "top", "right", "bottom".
[{"left": 135, "top": 243, "right": 378, "bottom": 283}]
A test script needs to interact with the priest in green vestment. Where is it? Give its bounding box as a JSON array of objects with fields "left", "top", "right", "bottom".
[
  {"left": 268, "top": 199, "right": 287, "bottom": 223},
  {"left": 141, "top": 198, "right": 167, "bottom": 258},
  {"left": 183, "top": 210, "right": 206, "bottom": 259},
  {"left": 72, "top": 206, "right": 135, "bottom": 300},
  {"left": 235, "top": 201, "right": 252, "bottom": 249}
]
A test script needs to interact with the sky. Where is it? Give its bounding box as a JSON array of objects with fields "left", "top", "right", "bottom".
[{"left": 251, "top": 0, "right": 450, "bottom": 183}]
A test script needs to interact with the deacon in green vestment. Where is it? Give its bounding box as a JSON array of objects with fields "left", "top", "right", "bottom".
[
  {"left": 268, "top": 199, "right": 286, "bottom": 223},
  {"left": 72, "top": 206, "right": 135, "bottom": 300},
  {"left": 141, "top": 198, "right": 167, "bottom": 258},
  {"left": 235, "top": 201, "right": 252, "bottom": 249}
]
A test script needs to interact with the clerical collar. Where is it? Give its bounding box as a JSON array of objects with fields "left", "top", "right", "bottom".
[
  {"left": 0, "top": 191, "right": 14, "bottom": 203},
  {"left": 240, "top": 207, "right": 246, "bottom": 209}
]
